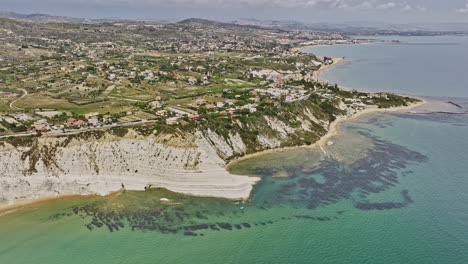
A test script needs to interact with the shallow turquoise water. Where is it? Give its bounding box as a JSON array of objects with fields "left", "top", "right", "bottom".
[
  {"left": 1, "top": 37, "right": 468, "bottom": 263},
  {"left": 1, "top": 109, "right": 467, "bottom": 264}
]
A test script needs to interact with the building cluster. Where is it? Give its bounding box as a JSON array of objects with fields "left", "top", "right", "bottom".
[
  {"left": 2, "top": 112, "right": 117, "bottom": 134},
  {"left": 254, "top": 87, "right": 308, "bottom": 102},
  {"left": 0, "top": 91, "right": 19, "bottom": 97},
  {"left": 250, "top": 69, "right": 314, "bottom": 85}
]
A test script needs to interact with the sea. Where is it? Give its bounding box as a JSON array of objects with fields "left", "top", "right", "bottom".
[
  {"left": 0, "top": 36, "right": 467, "bottom": 264},
  {"left": 308, "top": 36, "right": 468, "bottom": 97}
]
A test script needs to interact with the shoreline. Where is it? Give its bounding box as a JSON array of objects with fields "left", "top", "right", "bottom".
[
  {"left": 314, "top": 57, "right": 344, "bottom": 83},
  {"left": 0, "top": 47, "right": 428, "bottom": 215},
  {"left": 0, "top": 194, "right": 93, "bottom": 216},
  {"left": 227, "top": 46, "right": 429, "bottom": 169},
  {"left": 291, "top": 44, "right": 331, "bottom": 52},
  {"left": 290, "top": 41, "right": 374, "bottom": 53},
  {"left": 226, "top": 99, "right": 428, "bottom": 170}
]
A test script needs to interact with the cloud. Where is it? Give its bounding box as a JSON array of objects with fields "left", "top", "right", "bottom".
[
  {"left": 66, "top": 0, "right": 401, "bottom": 10},
  {"left": 376, "top": 2, "right": 396, "bottom": 9},
  {"left": 416, "top": 6, "right": 427, "bottom": 12},
  {"left": 34, "top": 0, "right": 334, "bottom": 9},
  {"left": 127, "top": 0, "right": 347, "bottom": 8},
  {"left": 401, "top": 4, "right": 411, "bottom": 11},
  {"left": 358, "top": 1, "right": 374, "bottom": 9},
  {"left": 355, "top": 0, "right": 406, "bottom": 11},
  {"left": 0, "top": 0, "right": 432, "bottom": 14},
  {"left": 456, "top": 4, "right": 468, "bottom": 13},
  {"left": 401, "top": 3, "right": 427, "bottom": 12}
]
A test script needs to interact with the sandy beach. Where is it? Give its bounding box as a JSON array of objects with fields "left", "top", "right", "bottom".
[
  {"left": 226, "top": 99, "right": 428, "bottom": 170},
  {"left": 227, "top": 53, "right": 429, "bottom": 169},
  {"left": 314, "top": 57, "right": 344, "bottom": 82},
  {"left": 0, "top": 194, "right": 88, "bottom": 215}
]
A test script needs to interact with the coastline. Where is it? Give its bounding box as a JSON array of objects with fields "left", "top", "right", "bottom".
[
  {"left": 291, "top": 44, "right": 331, "bottom": 52},
  {"left": 314, "top": 57, "right": 344, "bottom": 83},
  {"left": 0, "top": 194, "right": 91, "bottom": 216},
  {"left": 290, "top": 42, "right": 373, "bottom": 52},
  {"left": 226, "top": 99, "right": 428, "bottom": 170},
  {"left": 0, "top": 48, "right": 428, "bottom": 215},
  {"left": 227, "top": 47, "right": 429, "bottom": 169}
]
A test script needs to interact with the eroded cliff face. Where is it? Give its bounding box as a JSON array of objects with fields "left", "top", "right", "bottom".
[
  {"left": 0, "top": 129, "right": 260, "bottom": 202},
  {"left": 0, "top": 107, "right": 331, "bottom": 203}
]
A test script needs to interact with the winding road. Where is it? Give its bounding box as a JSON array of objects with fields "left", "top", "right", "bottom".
[{"left": 9, "top": 88, "right": 28, "bottom": 110}]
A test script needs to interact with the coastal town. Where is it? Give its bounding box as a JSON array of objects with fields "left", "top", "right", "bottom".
[
  {"left": 0, "top": 17, "right": 412, "bottom": 138},
  {"left": 0, "top": 53, "right": 399, "bottom": 138}
]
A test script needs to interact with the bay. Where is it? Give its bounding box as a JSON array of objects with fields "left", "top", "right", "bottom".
[{"left": 304, "top": 36, "right": 468, "bottom": 98}]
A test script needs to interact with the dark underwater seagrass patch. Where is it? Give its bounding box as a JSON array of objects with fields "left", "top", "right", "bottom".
[
  {"left": 49, "top": 130, "right": 428, "bottom": 236},
  {"left": 274, "top": 131, "right": 428, "bottom": 211}
]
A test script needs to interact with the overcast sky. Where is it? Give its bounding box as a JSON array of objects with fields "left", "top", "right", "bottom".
[{"left": 2, "top": 0, "right": 468, "bottom": 23}]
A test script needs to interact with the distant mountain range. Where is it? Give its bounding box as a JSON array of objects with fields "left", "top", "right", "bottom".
[
  {"left": 1, "top": 11, "right": 467, "bottom": 34},
  {"left": 233, "top": 19, "right": 468, "bottom": 35},
  {"left": 0, "top": 11, "right": 96, "bottom": 23},
  {"left": 0, "top": 11, "right": 129, "bottom": 24}
]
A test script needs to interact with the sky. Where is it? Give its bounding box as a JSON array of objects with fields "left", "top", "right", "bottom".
[{"left": 2, "top": 0, "right": 468, "bottom": 23}]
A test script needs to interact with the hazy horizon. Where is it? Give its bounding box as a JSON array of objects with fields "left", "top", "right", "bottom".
[{"left": 2, "top": 0, "right": 468, "bottom": 24}]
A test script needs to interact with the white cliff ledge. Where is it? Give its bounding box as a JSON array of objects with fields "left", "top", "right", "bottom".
[
  {"left": 0, "top": 129, "right": 260, "bottom": 203},
  {"left": 0, "top": 99, "right": 426, "bottom": 207}
]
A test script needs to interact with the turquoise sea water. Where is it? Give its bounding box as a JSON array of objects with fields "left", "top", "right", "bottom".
[
  {"left": 1, "top": 36, "right": 468, "bottom": 263},
  {"left": 304, "top": 36, "right": 468, "bottom": 98}
]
